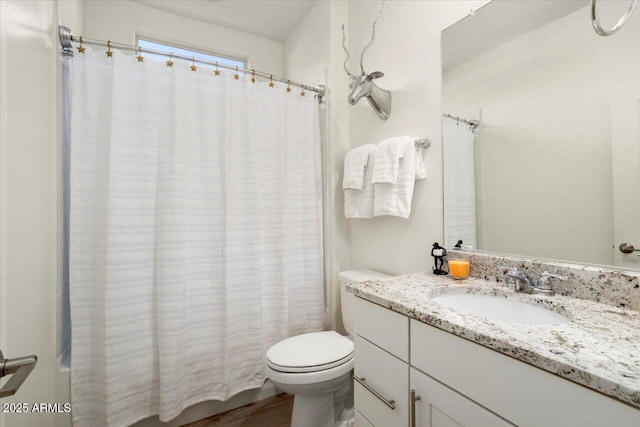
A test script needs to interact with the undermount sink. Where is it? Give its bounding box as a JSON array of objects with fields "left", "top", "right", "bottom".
[{"left": 432, "top": 293, "right": 570, "bottom": 325}]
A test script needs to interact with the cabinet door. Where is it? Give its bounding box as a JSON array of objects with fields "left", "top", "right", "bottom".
[
  {"left": 411, "top": 320, "right": 640, "bottom": 426},
  {"left": 354, "top": 410, "right": 375, "bottom": 427},
  {"left": 410, "top": 368, "right": 512, "bottom": 427}
]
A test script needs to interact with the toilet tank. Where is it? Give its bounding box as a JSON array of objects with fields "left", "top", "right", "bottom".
[{"left": 339, "top": 269, "right": 392, "bottom": 336}]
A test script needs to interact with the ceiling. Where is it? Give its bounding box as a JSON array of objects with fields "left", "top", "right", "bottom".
[{"left": 132, "top": 0, "right": 318, "bottom": 42}]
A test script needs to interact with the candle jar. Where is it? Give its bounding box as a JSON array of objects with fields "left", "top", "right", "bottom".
[{"left": 448, "top": 259, "right": 470, "bottom": 280}]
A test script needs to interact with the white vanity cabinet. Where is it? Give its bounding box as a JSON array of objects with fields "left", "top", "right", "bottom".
[{"left": 353, "top": 296, "right": 640, "bottom": 427}]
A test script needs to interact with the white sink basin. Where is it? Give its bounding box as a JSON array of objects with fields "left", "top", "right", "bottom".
[{"left": 432, "top": 293, "right": 570, "bottom": 325}]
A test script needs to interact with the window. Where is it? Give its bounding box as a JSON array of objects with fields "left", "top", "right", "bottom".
[{"left": 137, "top": 38, "right": 245, "bottom": 69}]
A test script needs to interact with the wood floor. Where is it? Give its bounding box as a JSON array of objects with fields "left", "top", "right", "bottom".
[{"left": 183, "top": 393, "right": 294, "bottom": 427}]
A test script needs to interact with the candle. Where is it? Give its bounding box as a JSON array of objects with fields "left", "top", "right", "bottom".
[{"left": 449, "top": 259, "right": 470, "bottom": 280}]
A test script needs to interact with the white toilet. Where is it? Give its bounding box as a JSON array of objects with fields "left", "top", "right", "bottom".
[{"left": 264, "top": 269, "right": 391, "bottom": 427}]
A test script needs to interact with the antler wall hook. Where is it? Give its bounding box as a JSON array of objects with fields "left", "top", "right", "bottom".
[{"left": 342, "top": 0, "right": 391, "bottom": 120}]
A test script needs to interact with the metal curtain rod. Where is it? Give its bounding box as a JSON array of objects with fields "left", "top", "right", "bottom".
[
  {"left": 58, "top": 26, "right": 325, "bottom": 100},
  {"left": 443, "top": 113, "right": 479, "bottom": 130}
]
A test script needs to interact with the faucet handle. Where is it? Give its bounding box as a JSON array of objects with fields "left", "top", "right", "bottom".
[
  {"left": 498, "top": 266, "right": 518, "bottom": 289},
  {"left": 537, "top": 271, "right": 567, "bottom": 290}
]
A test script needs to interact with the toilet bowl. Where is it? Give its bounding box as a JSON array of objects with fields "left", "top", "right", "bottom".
[{"left": 264, "top": 269, "right": 391, "bottom": 427}]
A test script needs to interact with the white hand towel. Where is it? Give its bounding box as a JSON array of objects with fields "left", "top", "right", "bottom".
[
  {"left": 371, "top": 136, "right": 413, "bottom": 184},
  {"left": 345, "top": 149, "right": 375, "bottom": 218},
  {"left": 415, "top": 146, "right": 427, "bottom": 181},
  {"left": 343, "top": 144, "right": 376, "bottom": 190},
  {"left": 373, "top": 141, "right": 422, "bottom": 218}
]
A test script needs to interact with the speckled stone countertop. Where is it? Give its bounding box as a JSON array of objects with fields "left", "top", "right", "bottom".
[{"left": 347, "top": 273, "right": 640, "bottom": 409}]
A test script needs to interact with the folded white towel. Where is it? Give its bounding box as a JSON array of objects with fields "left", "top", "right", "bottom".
[
  {"left": 343, "top": 144, "right": 376, "bottom": 190},
  {"left": 373, "top": 142, "right": 424, "bottom": 218},
  {"left": 371, "top": 136, "right": 413, "bottom": 184},
  {"left": 344, "top": 149, "right": 375, "bottom": 218}
]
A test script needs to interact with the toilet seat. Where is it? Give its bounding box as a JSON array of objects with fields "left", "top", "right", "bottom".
[
  {"left": 265, "top": 331, "right": 354, "bottom": 385},
  {"left": 268, "top": 352, "right": 354, "bottom": 373},
  {"left": 265, "top": 357, "right": 354, "bottom": 386},
  {"left": 266, "top": 331, "right": 354, "bottom": 373}
]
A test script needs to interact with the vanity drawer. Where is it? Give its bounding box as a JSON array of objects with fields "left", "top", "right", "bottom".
[
  {"left": 354, "top": 297, "right": 409, "bottom": 361},
  {"left": 354, "top": 334, "right": 408, "bottom": 427}
]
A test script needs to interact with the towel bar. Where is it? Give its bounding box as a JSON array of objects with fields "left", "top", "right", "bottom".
[{"left": 415, "top": 138, "right": 430, "bottom": 149}]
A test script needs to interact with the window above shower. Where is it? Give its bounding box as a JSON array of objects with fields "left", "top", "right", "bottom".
[{"left": 137, "top": 38, "right": 246, "bottom": 69}]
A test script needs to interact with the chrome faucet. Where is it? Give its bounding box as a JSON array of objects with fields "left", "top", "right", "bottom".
[
  {"left": 499, "top": 267, "right": 567, "bottom": 296},
  {"left": 500, "top": 267, "right": 535, "bottom": 293}
]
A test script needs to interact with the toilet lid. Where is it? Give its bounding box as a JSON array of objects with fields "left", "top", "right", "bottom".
[{"left": 266, "top": 331, "right": 354, "bottom": 373}]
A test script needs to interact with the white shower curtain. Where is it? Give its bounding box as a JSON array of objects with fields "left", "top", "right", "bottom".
[
  {"left": 69, "top": 48, "right": 325, "bottom": 426},
  {"left": 443, "top": 117, "right": 477, "bottom": 249}
]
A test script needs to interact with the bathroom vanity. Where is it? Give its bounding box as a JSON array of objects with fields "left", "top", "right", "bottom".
[{"left": 348, "top": 272, "right": 640, "bottom": 427}]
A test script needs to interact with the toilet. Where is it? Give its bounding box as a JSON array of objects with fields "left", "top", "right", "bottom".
[{"left": 264, "top": 269, "right": 391, "bottom": 427}]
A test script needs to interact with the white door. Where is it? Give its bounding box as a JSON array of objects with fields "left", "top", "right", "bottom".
[
  {"left": 410, "top": 367, "right": 512, "bottom": 427},
  {"left": 0, "top": 1, "right": 63, "bottom": 426},
  {"left": 611, "top": 80, "right": 640, "bottom": 269}
]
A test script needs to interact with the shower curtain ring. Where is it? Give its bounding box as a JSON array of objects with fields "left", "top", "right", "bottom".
[
  {"left": 214, "top": 62, "right": 220, "bottom": 76},
  {"left": 166, "top": 52, "right": 174, "bottom": 67},
  {"left": 190, "top": 57, "right": 197, "bottom": 72},
  {"left": 251, "top": 69, "right": 256, "bottom": 83},
  {"left": 234, "top": 66, "right": 240, "bottom": 80},
  {"left": 106, "top": 40, "right": 113, "bottom": 57},
  {"left": 77, "top": 36, "right": 85, "bottom": 53}
]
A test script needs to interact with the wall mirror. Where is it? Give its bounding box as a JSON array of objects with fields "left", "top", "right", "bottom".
[{"left": 441, "top": 0, "right": 640, "bottom": 271}]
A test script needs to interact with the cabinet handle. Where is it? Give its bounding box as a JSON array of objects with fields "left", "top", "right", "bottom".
[
  {"left": 411, "top": 388, "right": 422, "bottom": 427},
  {"left": 353, "top": 375, "right": 396, "bottom": 410}
]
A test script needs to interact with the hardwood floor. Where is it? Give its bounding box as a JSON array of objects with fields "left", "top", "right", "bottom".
[{"left": 183, "top": 393, "right": 294, "bottom": 427}]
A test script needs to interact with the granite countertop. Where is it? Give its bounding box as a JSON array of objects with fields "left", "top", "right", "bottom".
[{"left": 346, "top": 272, "right": 640, "bottom": 409}]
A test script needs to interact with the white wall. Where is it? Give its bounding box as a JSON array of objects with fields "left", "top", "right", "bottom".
[
  {"left": 345, "top": 1, "right": 489, "bottom": 275},
  {"left": 58, "top": 0, "right": 84, "bottom": 35},
  {"left": 443, "top": 6, "right": 639, "bottom": 266},
  {"left": 283, "top": 1, "right": 491, "bottom": 329},
  {"left": 283, "top": 0, "right": 330, "bottom": 87},
  {"left": 284, "top": 0, "right": 352, "bottom": 332},
  {"left": 83, "top": 0, "right": 282, "bottom": 75},
  {"left": 0, "top": 1, "right": 75, "bottom": 426},
  {"left": 283, "top": 1, "right": 492, "bottom": 329}
]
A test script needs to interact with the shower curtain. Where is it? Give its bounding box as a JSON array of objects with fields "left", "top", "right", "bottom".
[
  {"left": 443, "top": 117, "right": 477, "bottom": 249},
  {"left": 68, "top": 48, "right": 325, "bottom": 426}
]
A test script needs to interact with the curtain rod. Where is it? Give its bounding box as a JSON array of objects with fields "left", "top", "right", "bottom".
[
  {"left": 58, "top": 26, "right": 325, "bottom": 100},
  {"left": 443, "top": 113, "right": 479, "bottom": 129}
]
